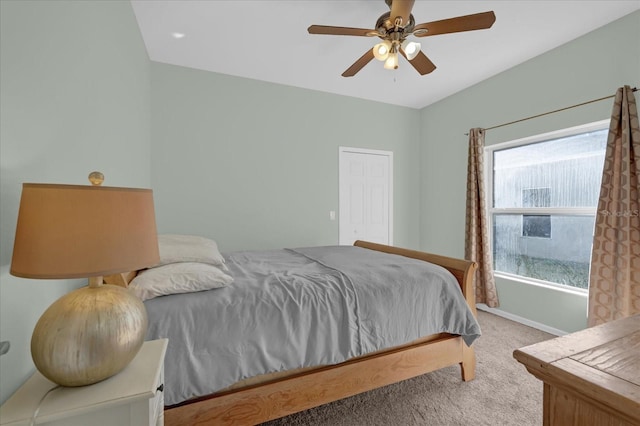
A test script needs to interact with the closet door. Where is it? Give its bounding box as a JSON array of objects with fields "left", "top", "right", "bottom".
[{"left": 339, "top": 147, "right": 393, "bottom": 246}]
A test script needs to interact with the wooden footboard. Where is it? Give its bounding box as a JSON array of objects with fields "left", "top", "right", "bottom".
[
  {"left": 164, "top": 241, "right": 478, "bottom": 426},
  {"left": 353, "top": 240, "right": 478, "bottom": 317}
]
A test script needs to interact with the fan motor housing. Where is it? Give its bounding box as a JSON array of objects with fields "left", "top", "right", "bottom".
[{"left": 377, "top": 11, "right": 416, "bottom": 32}]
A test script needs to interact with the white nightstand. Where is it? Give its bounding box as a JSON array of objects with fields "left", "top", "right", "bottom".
[{"left": 0, "top": 339, "right": 168, "bottom": 426}]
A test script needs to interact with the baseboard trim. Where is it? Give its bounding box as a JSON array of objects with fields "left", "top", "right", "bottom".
[{"left": 476, "top": 304, "right": 567, "bottom": 336}]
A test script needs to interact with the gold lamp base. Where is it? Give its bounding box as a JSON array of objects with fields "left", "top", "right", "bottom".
[{"left": 31, "top": 281, "right": 148, "bottom": 387}]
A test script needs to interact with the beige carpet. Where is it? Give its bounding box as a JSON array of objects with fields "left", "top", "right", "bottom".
[{"left": 263, "top": 311, "right": 555, "bottom": 426}]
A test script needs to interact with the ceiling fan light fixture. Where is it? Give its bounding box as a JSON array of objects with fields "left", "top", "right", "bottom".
[
  {"left": 308, "top": 2, "right": 496, "bottom": 77},
  {"left": 372, "top": 40, "right": 392, "bottom": 61},
  {"left": 383, "top": 51, "right": 399, "bottom": 70},
  {"left": 401, "top": 40, "right": 421, "bottom": 61}
]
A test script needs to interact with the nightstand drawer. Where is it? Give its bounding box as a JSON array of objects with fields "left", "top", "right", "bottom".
[{"left": 150, "top": 368, "right": 165, "bottom": 426}]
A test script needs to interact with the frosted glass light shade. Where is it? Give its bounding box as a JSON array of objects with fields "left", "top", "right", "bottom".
[
  {"left": 384, "top": 52, "right": 399, "bottom": 70},
  {"left": 401, "top": 40, "right": 421, "bottom": 61},
  {"left": 373, "top": 40, "right": 392, "bottom": 61}
]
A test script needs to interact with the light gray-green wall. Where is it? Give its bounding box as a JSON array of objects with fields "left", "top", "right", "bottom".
[
  {"left": 419, "top": 10, "right": 640, "bottom": 333},
  {"left": 151, "top": 63, "right": 421, "bottom": 252},
  {"left": 0, "top": 0, "right": 151, "bottom": 403}
]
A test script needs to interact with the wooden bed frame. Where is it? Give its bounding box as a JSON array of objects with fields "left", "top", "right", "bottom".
[{"left": 124, "top": 240, "right": 478, "bottom": 425}]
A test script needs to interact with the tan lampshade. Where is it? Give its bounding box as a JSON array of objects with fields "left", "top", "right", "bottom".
[{"left": 11, "top": 183, "right": 160, "bottom": 279}]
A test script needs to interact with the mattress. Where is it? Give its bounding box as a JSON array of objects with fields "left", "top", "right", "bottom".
[{"left": 143, "top": 245, "right": 481, "bottom": 406}]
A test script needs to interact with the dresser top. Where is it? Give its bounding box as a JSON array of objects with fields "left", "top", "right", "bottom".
[{"left": 514, "top": 315, "right": 640, "bottom": 420}]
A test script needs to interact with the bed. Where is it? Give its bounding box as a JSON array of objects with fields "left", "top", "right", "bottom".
[{"left": 112, "top": 238, "right": 480, "bottom": 425}]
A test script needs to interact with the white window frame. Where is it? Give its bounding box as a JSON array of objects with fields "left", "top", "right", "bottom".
[{"left": 485, "top": 119, "right": 610, "bottom": 294}]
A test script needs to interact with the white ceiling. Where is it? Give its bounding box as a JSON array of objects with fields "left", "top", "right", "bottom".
[{"left": 131, "top": 1, "right": 640, "bottom": 109}]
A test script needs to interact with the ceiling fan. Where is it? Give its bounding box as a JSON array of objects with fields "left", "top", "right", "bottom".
[{"left": 308, "top": 0, "right": 496, "bottom": 77}]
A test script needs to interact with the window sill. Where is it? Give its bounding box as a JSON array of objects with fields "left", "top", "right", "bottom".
[{"left": 494, "top": 271, "right": 588, "bottom": 297}]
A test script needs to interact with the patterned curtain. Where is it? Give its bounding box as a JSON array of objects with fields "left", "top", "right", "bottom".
[
  {"left": 588, "top": 85, "right": 640, "bottom": 327},
  {"left": 465, "top": 128, "right": 499, "bottom": 307}
]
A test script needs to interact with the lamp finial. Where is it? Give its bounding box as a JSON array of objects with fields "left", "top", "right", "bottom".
[{"left": 88, "top": 171, "right": 104, "bottom": 186}]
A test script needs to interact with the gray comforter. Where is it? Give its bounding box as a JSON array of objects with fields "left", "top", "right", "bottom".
[{"left": 144, "top": 245, "right": 481, "bottom": 406}]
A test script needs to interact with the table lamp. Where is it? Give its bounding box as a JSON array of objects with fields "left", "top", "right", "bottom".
[{"left": 10, "top": 173, "right": 160, "bottom": 387}]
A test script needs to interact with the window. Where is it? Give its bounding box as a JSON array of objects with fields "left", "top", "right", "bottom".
[{"left": 487, "top": 120, "right": 609, "bottom": 291}]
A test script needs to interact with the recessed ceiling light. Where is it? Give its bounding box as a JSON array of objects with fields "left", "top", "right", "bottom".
[{"left": 171, "top": 32, "right": 185, "bottom": 39}]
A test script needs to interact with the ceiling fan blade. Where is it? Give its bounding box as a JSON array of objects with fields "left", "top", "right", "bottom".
[
  {"left": 401, "top": 50, "right": 436, "bottom": 75},
  {"left": 308, "top": 25, "right": 377, "bottom": 37},
  {"left": 389, "top": 0, "right": 415, "bottom": 27},
  {"left": 342, "top": 49, "right": 375, "bottom": 77},
  {"left": 413, "top": 11, "right": 496, "bottom": 37}
]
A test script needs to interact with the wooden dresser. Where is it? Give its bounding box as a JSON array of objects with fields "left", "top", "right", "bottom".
[{"left": 513, "top": 314, "right": 640, "bottom": 426}]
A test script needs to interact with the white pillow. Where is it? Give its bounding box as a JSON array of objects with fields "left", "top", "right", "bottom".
[
  {"left": 129, "top": 262, "right": 233, "bottom": 301},
  {"left": 157, "top": 234, "right": 228, "bottom": 271}
]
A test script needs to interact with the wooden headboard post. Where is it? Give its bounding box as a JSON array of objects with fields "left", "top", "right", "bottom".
[{"left": 103, "top": 271, "right": 138, "bottom": 288}]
